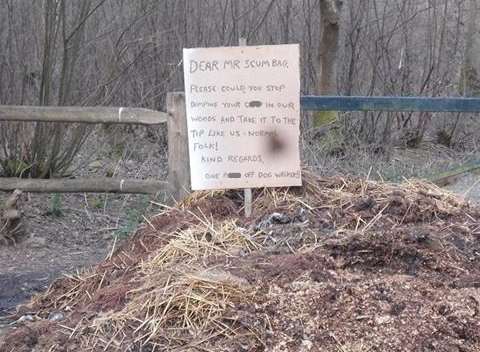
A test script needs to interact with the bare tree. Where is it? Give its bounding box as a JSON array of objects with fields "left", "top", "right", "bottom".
[
  {"left": 314, "top": 0, "right": 343, "bottom": 127},
  {"left": 0, "top": 0, "right": 476, "bottom": 174},
  {"left": 461, "top": 0, "right": 480, "bottom": 96}
]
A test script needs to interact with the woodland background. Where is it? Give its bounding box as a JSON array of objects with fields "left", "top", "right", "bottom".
[{"left": 0, "top": 0, "right": 480, "bottom": 179}]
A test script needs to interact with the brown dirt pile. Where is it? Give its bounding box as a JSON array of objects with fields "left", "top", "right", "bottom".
[{"left": 1, "top": 173, "right": 479, "bottom": 351}]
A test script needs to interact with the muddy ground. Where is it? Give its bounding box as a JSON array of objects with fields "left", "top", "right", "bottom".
[
  {"left": 0, "top": 192, "right": 127, "bottom": 313},
  {"left": 0, "top": 127, "right": 168, "bottom": 331}
]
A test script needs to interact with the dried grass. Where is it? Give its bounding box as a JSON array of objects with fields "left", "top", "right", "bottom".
[
  {"left": 83, "top": 218, "right": 265, "bottom": 349},
  {"left": 89, "top": 269, "right": 256, "bottom": 350},
  {"left": 143, "top": 218, "right": 262, "bottom": 271},
  {"left": 178, "top": 190, "right": 227, "bottom": 210},
  {"left": 25, "top": 268, "right": 103, "bottom": 313},
  {"left": 52, "top": 218, "right": 264, "bottom": 350},
  {"left": 301, "top": 171, "right": 469, "bottom": 227}
]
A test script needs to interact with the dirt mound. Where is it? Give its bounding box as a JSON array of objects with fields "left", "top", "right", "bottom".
[{"left": 1, "top": 173, "right": 479, "bottom": 351}]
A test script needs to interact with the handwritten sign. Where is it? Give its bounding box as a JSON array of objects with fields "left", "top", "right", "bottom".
[{"left": 183, "top": 44, "right": 301, "bottom": 190}]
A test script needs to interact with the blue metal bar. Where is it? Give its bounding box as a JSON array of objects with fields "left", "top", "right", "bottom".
[{"left": 300, "top": 96, "right": 480, "bottom": 112}]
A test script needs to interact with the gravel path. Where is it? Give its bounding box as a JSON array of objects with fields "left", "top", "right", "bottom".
[{"left": 445, "top": 173, "right": 480, "bottom": 204}]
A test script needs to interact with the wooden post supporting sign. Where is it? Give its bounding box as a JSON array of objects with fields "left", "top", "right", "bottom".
[{"left": 239, "top": 37, "right": 253, "bottom": 218}]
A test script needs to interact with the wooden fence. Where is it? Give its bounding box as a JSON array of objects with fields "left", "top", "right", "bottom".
[
  {"left": 0, "top": 92, "right": 189, "bottom": 202},
  {"left": 1, "top": 95, "right": 480, "bottom": 201}
]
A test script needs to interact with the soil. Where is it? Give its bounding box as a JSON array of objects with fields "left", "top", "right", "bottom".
[
  {"left": 0, "top": 174, "right": 479, "bottom": 351},
  {"left": 1, "top": 193, "right": 117, "bottom": 312},
  {"left": 0, "top": 127, "right": 169, "bottom": 335}
]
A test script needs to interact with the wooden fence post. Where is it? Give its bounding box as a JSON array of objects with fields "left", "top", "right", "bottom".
[{"left": 167, "top": 92, "right": 190, "bottom": 202}]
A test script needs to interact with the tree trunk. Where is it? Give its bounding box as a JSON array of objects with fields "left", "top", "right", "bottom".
[
  {"left": 462, "top": 0, "right": 480, "bottom": 96},
  {"left": 315, "top": 0, "right": 343, "bottom": 127}
]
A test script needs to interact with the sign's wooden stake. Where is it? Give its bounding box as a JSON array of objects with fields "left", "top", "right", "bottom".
[
  {"left": 244, "top": 188, "right": 252, "bottom": 218},
  {"left": 239, "top": 37, "right": 253, "bottom": 218}
]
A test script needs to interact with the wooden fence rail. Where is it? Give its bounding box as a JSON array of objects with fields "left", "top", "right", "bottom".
[
  {"left": 0, "top": 106, "right": 168, "bottom": 125},
  {"left": 0, "top": 178, "right": 169, "bottom": 194},
  {"left": 301, "top": 96, "right": 480, "bottom": 112}
]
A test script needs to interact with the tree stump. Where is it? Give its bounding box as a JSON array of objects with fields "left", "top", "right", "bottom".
[{"left": 1, "top": 190, "right": 24, "bottom": 245}]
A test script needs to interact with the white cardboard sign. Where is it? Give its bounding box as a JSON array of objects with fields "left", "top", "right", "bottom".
[{"left": 183, "top": 44, "right": 301, "bottom": 190}]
